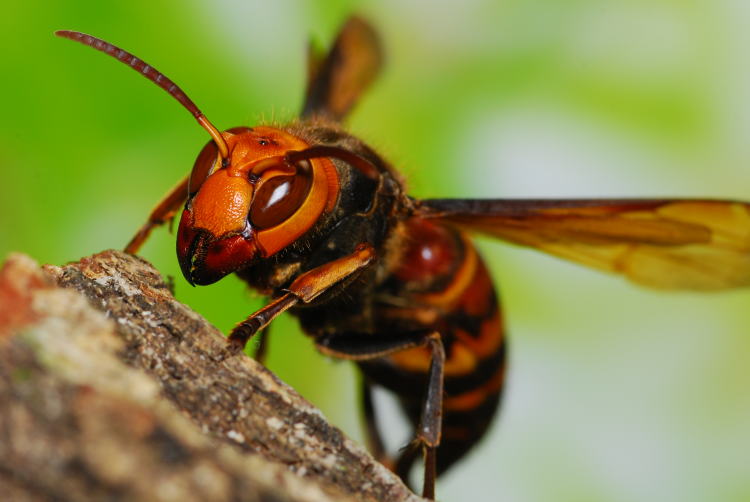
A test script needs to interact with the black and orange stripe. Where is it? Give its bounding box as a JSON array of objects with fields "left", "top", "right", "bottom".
[{"left": 360, "top": 217, "right": 506, "bottom": 475}]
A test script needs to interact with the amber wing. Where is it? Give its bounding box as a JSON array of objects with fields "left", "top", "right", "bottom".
[
  {"left": 415, "top": 198, "right": 750, "bottom": 290},
  {"left": 302, "top": 16, "right": 383, "bottom": 121}
]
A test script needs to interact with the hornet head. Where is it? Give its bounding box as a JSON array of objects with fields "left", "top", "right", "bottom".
[
  {"left": 177, "top": 126, "right": 339, "bottom": 285},
  {"left": 53, "top": 30, "right": 339, "bottom": 286}
]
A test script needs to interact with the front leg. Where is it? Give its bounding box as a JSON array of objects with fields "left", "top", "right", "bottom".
[
  {"left": 227, "top": 243, "right": 376, "bottom": 353},
  {"left": 125, "top": 175, "right": 189, "bottom": 254}
]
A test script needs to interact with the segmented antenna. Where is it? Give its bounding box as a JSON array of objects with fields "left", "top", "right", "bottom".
[{"left": 55, "top": 30, "right": 229, "bottom": 158}]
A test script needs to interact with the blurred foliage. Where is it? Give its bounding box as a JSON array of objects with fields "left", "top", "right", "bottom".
[{"left": 3, "top": 1, "right": 750, "bottom": 501}]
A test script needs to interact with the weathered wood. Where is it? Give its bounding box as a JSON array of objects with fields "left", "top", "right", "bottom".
[{"left": 0, "top": 251, "right": 422, "bottom": 502}]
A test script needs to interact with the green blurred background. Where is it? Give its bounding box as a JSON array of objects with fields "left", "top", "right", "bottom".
[{"left": 4, "top": 1, "right": 750, "bottom": 501}]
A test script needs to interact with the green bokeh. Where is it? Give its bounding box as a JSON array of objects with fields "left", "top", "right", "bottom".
[{"left": 4, "top": 2, "right": 750, "bottom": 501}]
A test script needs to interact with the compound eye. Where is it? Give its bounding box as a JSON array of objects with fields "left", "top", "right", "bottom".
[
  {"left": 188, "top": 128, "right": 252, "bottom": 195},
  {"left": 249, "top": 170, "right": 312, "bottom": 229},
  {"left": 188, "top": 139, "right": 219, "bottom": 195}
]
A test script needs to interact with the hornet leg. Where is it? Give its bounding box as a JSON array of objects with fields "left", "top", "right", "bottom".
[
  {"left": 316, "top": 330, "right": 446, "bottom": 500},
  {"left": 227, "top": 243, "right": 376, "bottom": 352},
  {"left": 125, "top": 175, "right": 189, "bottom": 254},
  {"left": 361, "top": 378, "right": 387, "bottom": 463}
]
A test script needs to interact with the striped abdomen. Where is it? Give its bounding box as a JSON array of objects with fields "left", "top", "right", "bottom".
[{"left": 361, "top": 217, "right": 507, "bottom": 475}]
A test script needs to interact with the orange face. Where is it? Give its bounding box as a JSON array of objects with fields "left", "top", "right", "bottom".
[{"left": 177, "top": 126, "right": 339, "bottom": 285}]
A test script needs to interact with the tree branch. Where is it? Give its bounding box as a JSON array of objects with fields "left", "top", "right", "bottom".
[{"left": 0, "top": 250, "right": 422, "bottom": 502}]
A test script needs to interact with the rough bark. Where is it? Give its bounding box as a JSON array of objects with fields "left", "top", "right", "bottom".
[{"left": 0, "top": 250, "right": 422, "bottom": 502}]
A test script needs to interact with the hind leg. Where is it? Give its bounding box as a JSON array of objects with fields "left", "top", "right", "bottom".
[
  {"left": 316, "top": 330, "right": 445, "bottom": 500},
  {"left": 361, "top": 378, "right": 388, "bottom": 464}
]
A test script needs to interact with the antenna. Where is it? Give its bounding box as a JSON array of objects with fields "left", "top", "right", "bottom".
[{"left": 55, "top": 30, "right": 229, "bottom": 158}]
